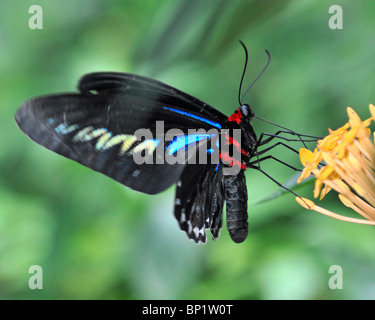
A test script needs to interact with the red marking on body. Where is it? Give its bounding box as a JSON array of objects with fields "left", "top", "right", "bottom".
[
  {"left": 226, "top": 135, "right": 240, "bottom": 149},
  {"left": 220, "top": 153, "right": 246, "bottom": 170},
  {"left": 224, "top": 133, "right": 248, "bottom": 156},
  {"left": 228, "top": 108, "right": 242, "bottom": 124}
]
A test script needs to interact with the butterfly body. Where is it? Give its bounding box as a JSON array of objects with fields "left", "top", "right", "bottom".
[{"left": 15, "top": 72, "right": 258, "bottom": 243}]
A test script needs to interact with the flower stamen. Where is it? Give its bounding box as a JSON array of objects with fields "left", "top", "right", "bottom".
[{"left": 296, "top": 105, "right": 375, "bottom": 225}]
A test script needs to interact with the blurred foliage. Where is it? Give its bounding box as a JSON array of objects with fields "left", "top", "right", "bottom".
[{"left": 1, "top": 0, "right": 375, "bottom": 300}]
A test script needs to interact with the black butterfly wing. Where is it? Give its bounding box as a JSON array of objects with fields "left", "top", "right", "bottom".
[
  {"left": 78, "top": 72, "right": 228, "bottom": 126},
  {"left": 174, "top": 162, "right": 225, "bottom": 243},
  {"left": 16, "top": 93, "right": 179, "bottom": 194},
  {"left": 15, "top": 73, "right": 226, "bottom": 195}
]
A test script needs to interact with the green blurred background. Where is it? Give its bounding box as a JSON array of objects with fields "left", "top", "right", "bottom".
[{"left": 1, "top": 0, "right": 375, "bottom": 300}]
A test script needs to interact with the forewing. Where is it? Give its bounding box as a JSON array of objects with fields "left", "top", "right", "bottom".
[
  {"left": 78, "top": 72, "right": 228, "bottom": 126},
  {"left": 17, "top": 92, "right": 204, "bottom": 194}
]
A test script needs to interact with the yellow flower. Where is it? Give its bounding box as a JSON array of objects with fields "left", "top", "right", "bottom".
[{"left": 296, "top": 104, "right": 375, "bottom": 225}]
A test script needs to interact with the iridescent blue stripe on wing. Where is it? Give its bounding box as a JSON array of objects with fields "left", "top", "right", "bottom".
[
  {"left": 207, "top": 135, "right": 220, "bottom": 154},
  {"left": 162, "top": 106, "right": 222, "bottom": 129},
  {"left": 215, "top": 161, "right": 220, "bottom": 171},
  {"left": 167, "top": 134, "right": 215, "bottom": 155}
]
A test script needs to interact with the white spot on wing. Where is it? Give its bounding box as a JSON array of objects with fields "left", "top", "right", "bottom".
[
  {"left": 180, "top": 210, "right": 186, "bottom": 223},
  {"left": 132, "top": 170, "right": 141, "bottom": 177},
  {"left": 73, "top": 127, "right": 107, "bottom": 142},
  {"left": 193, "top": 226, "right": 205, "bottom": 239},
  {"left": 54, "top": 123, "right": 79, "bottom": 135},
  {"left": 73, "top": 126, "right": 94, "bottom": 142},
  {"left": 95, "top": 132, "right": 113, "bottom": 150},
  {"left": 193, "top": 227, "right": 200, "bottom": 238},
  {"left": 187, "top": 221, "right": 192, "bottom": 234}
]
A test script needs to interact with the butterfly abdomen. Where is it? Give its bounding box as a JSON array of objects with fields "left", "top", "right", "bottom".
[{"left": 224, "top": 171, "right": 248, "bottom": 243}]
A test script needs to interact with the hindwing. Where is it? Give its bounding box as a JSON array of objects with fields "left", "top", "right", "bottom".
[{"left": 174, "top": 163, "right": 225, "bottom": 243}]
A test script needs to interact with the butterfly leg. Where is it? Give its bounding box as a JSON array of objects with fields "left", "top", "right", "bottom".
[
  {"left": 248, "top": 132, "right": 303, "bottom": 170},
  {"left": 248, "top": 155, "right": 301, "bottom": 171},
  {"left": 251, "top": 166, "right": 303, "bottom": 199},
  {"left": 250, "top": 132, "right": 323, "bottom": 170},
  {"left": 256, "top": 141, "right": 300, "bottom": 156},
  {"left": 246, "top": 133, "right": 311, "bottom": 202},
  {"left": 258, "top": 130, "right": 320, "bottom": 147}
]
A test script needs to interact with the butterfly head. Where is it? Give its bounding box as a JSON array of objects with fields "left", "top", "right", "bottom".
[
  {"left": 228, "top": 104, "right": 255, "bottom": 125},
  {"left": 240, "top": 104, "right": 255, "bottom": 122}
]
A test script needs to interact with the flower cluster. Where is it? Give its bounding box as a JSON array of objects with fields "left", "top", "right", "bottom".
[{"left": 296, "top": 104, "right": 375, "bottom": 225}]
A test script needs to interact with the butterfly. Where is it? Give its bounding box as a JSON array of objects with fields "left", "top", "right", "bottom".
[{"left": 15, "top": 44, "right": 311, "bottom": 244}]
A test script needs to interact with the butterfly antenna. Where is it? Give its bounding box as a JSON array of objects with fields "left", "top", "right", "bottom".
[
  {"left": 238, "top": 40, "right": 249, "bottom": 106},
  {"left": 238, "top": 41, "right": 271, "bottom": 105}
]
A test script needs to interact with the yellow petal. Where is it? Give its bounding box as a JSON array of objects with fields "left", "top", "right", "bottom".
[
  {"left": 319, "top": 184, "right": 332, "bottom": 200},
  {"left": 312, "top": 149, "right": 323, "bottom": 163},
  {"left": 365, "top": 127, "right": 371, "bottom": 137},
  {"left": 314, "top": 179, "right": 323, "bottom": 198},
  {"left": 297, "top": 168, "right": 312, "bottom": 183},
  {"left": 342, "top": 127, "right": 358, "bottom": 144},
  {"left": 319, "top": 166, "right": 335, "bottom": 180},
  {"left": 347, "top": 107, "right": 362, "bottom": 127},
  {"left": 362, "top": 118, "right": 372, "bottom": 128},
  {"left": 299, "top": 148, "right": 314, "bottom": 166},
  {"left": 370, "top": 104, "right": 375, "bottom": 121}
]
